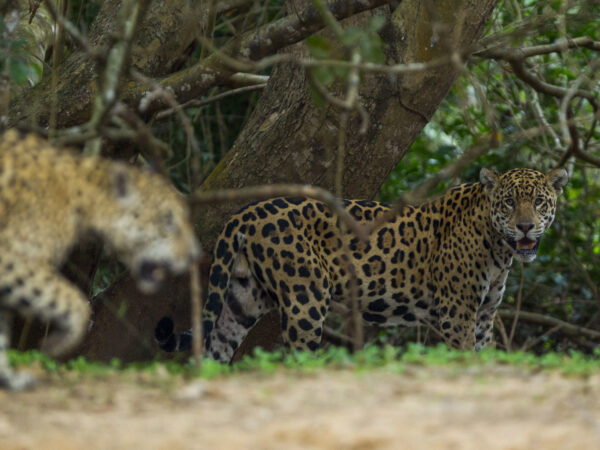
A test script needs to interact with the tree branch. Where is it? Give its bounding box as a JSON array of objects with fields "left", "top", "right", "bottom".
[
  {"left": 9, "top": 0, "right": 204, "bottom": 128},
  {"left": 498, "top": 309, "right": 600, "bottom": 341},
  {"left": 191, "top": 184, "right": 369, "bottom": 242},
  {"left": 477, "top": 35, "right": 600, "bottom": 168},
  {"left": 155, "top": 83, "right": 267, "bottom": 120},
  {"left": 476, "top": 36, "right": 599, "bottom": 105},
  {"left": 477, "top": 36, "right": 600, "bottom": 59},
  {"left": 129, "top": 0, "right": 393, "bottom": 116},
  {"left": 511, "top": 59, "right": 596, "bottom": 104}
]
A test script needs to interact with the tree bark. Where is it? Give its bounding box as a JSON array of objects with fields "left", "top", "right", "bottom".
[
  {"left": 8, "top": 0, "right": 202, "bottom": 128},
  {"left": 79, "top": 0, "right": 497, "bottom": 362}
]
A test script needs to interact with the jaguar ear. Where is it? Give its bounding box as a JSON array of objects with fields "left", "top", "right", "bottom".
[
  {"left": 546, "top": 167, "right": 568, "bottom": 195},
  {"left": 479, "top": 168, "right": 498, "bottom": 193}
]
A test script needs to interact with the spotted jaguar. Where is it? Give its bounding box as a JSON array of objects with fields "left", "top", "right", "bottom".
[
  {"left": 156, "top": 168, "right": 567, "bottom": 362},
  {"left": 0, "top": 130, "right": 200, "bottom": 389}
]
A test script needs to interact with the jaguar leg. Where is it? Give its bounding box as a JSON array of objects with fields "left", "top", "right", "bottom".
[
  {"left": 0, "top": 263, "right": 90, "bottom": 357},
  {"left": 207, "top": 277, "right": 273, "bottom": 362},
  {"left": 0, "top": 311, "right": 35, "bottom": 390},
  {"left": 279, "top": 286, "right": 329, "bottom": 353}
]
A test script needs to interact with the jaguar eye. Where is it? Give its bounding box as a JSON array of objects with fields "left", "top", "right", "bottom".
[
  {"left": 161, "top": 210, "right": 179, "bottom": 231},
  {"left": 505, "top": 198, "right": 515, "bottom": 208},
  {"left": 534, "top": 197, "right": 544, "bottom": 207}
]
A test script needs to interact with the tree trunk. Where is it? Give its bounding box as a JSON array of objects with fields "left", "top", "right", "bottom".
[
  {"left": 78, "top": 0, "right": 497, "bottom": 362},
  {"left": 8, "top": 0, "right": 201, "bottom": 128}
]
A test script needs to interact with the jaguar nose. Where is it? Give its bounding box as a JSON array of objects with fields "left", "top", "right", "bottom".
[{"left": 516, "top": 223, "right": 534, "bottom": 234}]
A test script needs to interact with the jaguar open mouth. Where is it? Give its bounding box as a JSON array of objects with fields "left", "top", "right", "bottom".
[{"left": 507, "top": 237, "right": 540, "bottom": 256}]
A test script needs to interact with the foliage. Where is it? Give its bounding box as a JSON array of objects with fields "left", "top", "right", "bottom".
[
  {"left": 3, "top": 0, "right": 598, "bottom": 357},
  {"left": 378, "top": 0, "right": 600, "bottom": 353},
  {"left": 0, "top": 15, "right": 42, "bottom": 85},
  {"left": 306, "top": 14, "right": 386, "bottom": 88},
  {"left": 9, "top": 344, "right": 600, "bottom": 380}
]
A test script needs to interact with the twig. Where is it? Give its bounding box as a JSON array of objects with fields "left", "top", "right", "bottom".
[
  {"left": 416, "top": 318, "right": 447, "bottom": 343},
  {"left": 228, "top": 72, "right": 270, "bottom": 87},
  {"left": 199, "top": 33, "right": 466, "bottom": 76},
  {"left": 329, "top": 33, "right": 366, "bottom": 350},
  {"left": 191, "top": 184, "right": 369, "bottom": 242},
  {"left": 360, "top": 136, "right": 497, "bottom": 237},
  {"left": 564, "top": 240, "right": 600, "bottom": 328},
  {"left": 201, "top": 0, "right": 218, "bottom": 53},
  {"left": 498, "top": 309, "right": 600, "bottom": 341},
  {"left": 83, "top": 0, "right": 151, "bottom": 155},
  {"left": 42, "top": 0, "right": 99, "bottom": 59},
  {"left": 308, "top": 74, "right": 369, "bottom": 134},
  {"left": 215, "top": 0, "right": 257, "bottom": 17},
  {"left": 110, "top": 103, "right": 172, "bottom": 174},
  {"left": 132, "top": 70, "right": 200, "bottom": 187},
  {"left": 477, "top": 36, "right": 600, "bottom": 59},
  {"left": 155, "top": 83, "right": 267, "bottom": 120},
  {"left": 90, "top": 289, "right": 159, "bottom": 354},
  {"left": 131, "top": 0, "right": 417, "bottom": 115},
  {"left": 559, "top": 58, "right": 600, "bottom": 149},
  {"left": 508, "top": 263, "right": 524, "bottom": 346},
  {"left": 28, "top": 0, "right": 41, "bottom": 23},
  {"left": 323, "top": 326, "right": 354, "bottom": 346},
  {"left": 478, "top": 38, "right": 600, "bottom": 150},
  {"left": 521, "top": 323, "right": 563, "bottom": 352},
  {"left": 313, "top": 0, "right": 345, "bottom": 39},
  {"left": 190, "top": 263, "right": 203, "bottom": 367},
  {"left": 508, "top": 57, "right": 597, "bottom": 107},
  {"left": 529, "top": 89, "right": 562, "bottom": 150},
  {"left": 477, "top": 36, "right": 599, "bottom": 144},
  {"left": 495, "top": 314, "right": 511, "bottom": 352}
]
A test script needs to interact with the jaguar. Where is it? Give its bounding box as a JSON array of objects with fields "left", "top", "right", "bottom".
[
  {"left": 0, "top": 130, "right": 200, "bottom": 389},
  {"left": 156, "top": 167, "right": 567, "bottom": 362}
]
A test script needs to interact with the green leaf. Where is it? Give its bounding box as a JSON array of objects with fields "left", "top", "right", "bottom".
[
  {"left": 306, "top": 35, "right": 333, "bottom": 60},
  {"left": 9, "top": 57, "right": 30, "bottom": 85},
  {"left": 311, "top": 66, "right": 335, "bottom": 87},
  {"left": 366, "top": 15, "right": 387, "bottom": 33},
  {"left": 360, "top": 35, "right": 385, "bottom": 64},
  {"left": 340, "top": 27, "right": 364, "bottom": 47},
  {"left": 309, "top": 84, "right": 326, "bottom": 109}
]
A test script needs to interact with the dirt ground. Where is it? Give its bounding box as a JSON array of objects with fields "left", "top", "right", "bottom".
[{"left": 1, "top": 365, "right": 599, "bottom": 450}]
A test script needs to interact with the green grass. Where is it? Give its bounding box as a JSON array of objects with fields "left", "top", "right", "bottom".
[{"left": 9, "top": 344, "right": 600, "bottom": 381}]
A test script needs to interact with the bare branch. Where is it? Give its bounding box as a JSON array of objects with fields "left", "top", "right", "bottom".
[
  {"left": 155, "top": 83, "right": 267, "bottom": 120},
  {"left": 323, "top": 326, "right": 354, "bottom": 346},
  {"left": 215, "top": 0, "right": 257, "bottom": 17},
  {"left": 477, "top": 38, "right": 599, "bottom": 120},
  {"left": 191, "top": 184, "right": 369, "bottom": 242},
  {"left": 358, "top": 135, "right": 498, "bottom": 238},
  {"left": 498, "top": 310, "right": 600, "bottom": 341},
  {"left": 131, "top": 0, "right": 394, "bottom": 115},
  {"left": 508, "top": 57, "right": 596, "bottom": 105},
  {"left": 508, "top": 263, "right": 524, "bottom": 346},
  {"left": 198, "top": 38, "right": 466, "bottom": 76},
  {"left": 190, "top": 263, "right": 203, "bottom": 368},
  {"left": 495, "top": 315, "right": 511, "bottom": 352},
  {"left": 83, "top": 0, "right": 151, "bottom": 155},
  {"left": 42, "top": 0, "right": 98, "bottom": 58},
  {"left": 477, "top": 34, "right": 600, "bottom": 169},
  {"left": 228, "top": 73, "right": 270, "bottom": 87},
  {"left": 477, "top": 36, "right": 600, "bottom": 59}
]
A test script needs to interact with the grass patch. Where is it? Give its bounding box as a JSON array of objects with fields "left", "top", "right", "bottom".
[{"left": 9, "top": 344, "right": 600, "bottom": 381}]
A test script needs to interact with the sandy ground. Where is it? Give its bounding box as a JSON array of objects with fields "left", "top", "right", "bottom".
[{"left": 0, "top": 366, "right": 599, "bottom": 450}]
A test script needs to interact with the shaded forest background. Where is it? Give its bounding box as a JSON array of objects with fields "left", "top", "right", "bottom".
[{"left": 1, "top": 0, "right": 599, "bottom": 360}]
